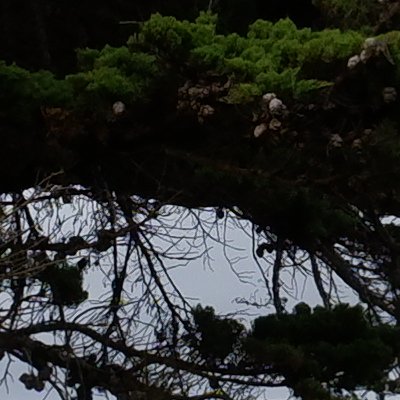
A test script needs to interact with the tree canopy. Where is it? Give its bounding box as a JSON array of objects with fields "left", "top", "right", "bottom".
[{"left": 1, "top": 1, "right": 400, "bottom": 399}]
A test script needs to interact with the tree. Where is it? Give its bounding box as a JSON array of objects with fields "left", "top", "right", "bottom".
[{"left": 1, "top": 1, "right": 400, "bottom": 399}]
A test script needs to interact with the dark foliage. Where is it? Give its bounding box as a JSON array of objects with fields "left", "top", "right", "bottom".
[{"left": 1, "top": 1, "right": 400, "bottom": 400}]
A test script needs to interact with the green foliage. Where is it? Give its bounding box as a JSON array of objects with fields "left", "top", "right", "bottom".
[
  {"left": 2, "top": 4, "right": 400, "bottom": 400},
  {"left": 252, "top": 304, "right": 370, "bottom": 344},
  {"left": 1, "top": 40, "right": 165, "bottom": 119},
  {"left": 248, "top": 18, "right": 299, "bottom": 41},
  {"left": 190, "top": 305, "right": 244, "bottom": 361},
  {"left": 75, "top": 48, "right": 101, "bottom": 72},
  {"left": 0, "top": 62, "right": 72, "bottom": 122},
  {"left": 261, "top": 187, "right": 357, "bottom": 245},
  {"left": 123, "top": 13, "right": 363, "bottom": 104},
  {"left": 68, "top": 46, "right": 160, "bottom": 110},
  {"left": 189, "top": 17, "right": 362, "bottom": 101},
  {"left": 246, "top": 304, "right": 399, "bottom": 394},
  {"left": 140, "top": 14, "right": 192, "bottom": 54},
  {"left": 38, "top": 262, "right": 87, "bottom": 306},
  {"left": 224, "top": 82, "right": 262, "bottom": 103},
  {"left": 139, "top": 12, "right": 217, "bottom": 56},
  {"left": 185, "top": 303, "right": 400, "bottom": 397},
  {"left": 299, "top": 29, "right": 363, "bottom": 64},
  {"left": 0, "top": 14, "right": 377, "bottom": 116}
]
